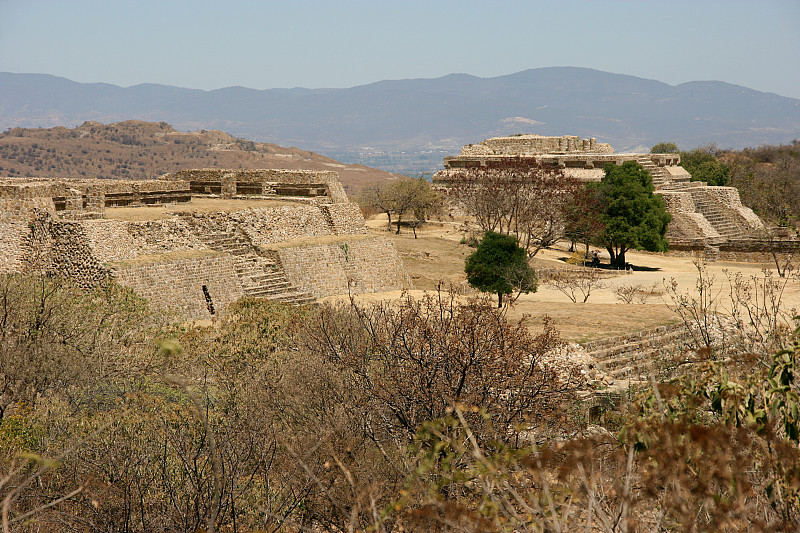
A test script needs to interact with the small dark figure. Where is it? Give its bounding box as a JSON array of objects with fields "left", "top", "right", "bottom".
[{"left": 590, "top": 251, "right": 600, "bottom": 268}]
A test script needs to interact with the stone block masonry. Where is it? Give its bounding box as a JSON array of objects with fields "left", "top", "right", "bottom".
[
  {"left": 1, "top": 168, "right": 411, "bottom": 318},
  {"left": 435, "top": 134, "right": 783, "bottom": 259},
  {"left": 165, "top": 169, "right": 348, "bottom": 204},
  {"left": 0, "top": 223, "right": 27, "bottom": 273},
  {"left": 112, "top": 255, "right": 244, "bottom": 319},
  {"left": 277, "top": 236, "right": 410, "bottom": 298}
]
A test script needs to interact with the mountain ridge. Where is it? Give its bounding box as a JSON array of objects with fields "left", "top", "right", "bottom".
[{"left": 2, "top": 67, "right": 799, "bottom": 174}]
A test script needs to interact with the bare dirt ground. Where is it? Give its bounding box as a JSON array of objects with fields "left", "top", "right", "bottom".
[
  {"left": 339, "top": 215, "right": 800, "bottom": 343},
  {"left": 104, "top": 197, "right": 304, "bottom": 221}
]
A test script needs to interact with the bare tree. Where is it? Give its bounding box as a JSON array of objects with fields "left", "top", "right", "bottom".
[
  {"left": 446, "top": 157, "right": 579, "bottom": 255},
  {"left": 357, "top": 177, "right": 442, "bottom": 235}
]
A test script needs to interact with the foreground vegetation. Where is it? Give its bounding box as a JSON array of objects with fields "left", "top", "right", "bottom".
[{"left": 2, "top": 270, "right": 800, "bottom": 531}]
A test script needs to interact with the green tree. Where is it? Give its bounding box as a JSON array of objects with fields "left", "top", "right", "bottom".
[
  {"left": 650, "top": 142, "right": 679, "bottom": 154},
  {"left": 464, "top": 231, "right": 537, "bottom": 307},
  {"left": 592, "top": 161, "right": 671, "bottom": 269},
  {"left": 681, "top": 145, "right": 730, "bottom": 186}
]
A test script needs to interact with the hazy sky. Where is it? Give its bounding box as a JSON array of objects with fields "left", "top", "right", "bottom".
[{"left": 1, "top": 0, "right": 799, "bottom": 99}]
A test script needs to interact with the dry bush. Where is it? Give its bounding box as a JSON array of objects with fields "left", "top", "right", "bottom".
[
  {"left": 665, "top": 260, "right": 797, "bottom": 356},
  {"left": 299, "top": 292, "right": 582, "bottom": 448},
  {"left": 546, "top": 269, "right": 606, "bottom": 303},
  {"left": 0, "top": 274, "right": 155, "bottom": 422},
  {"left": 613, "top": 282, "right": 661, "bottom": 304},
  {"left": 10, "top": 270, "right": 800, "bottom": 532}
]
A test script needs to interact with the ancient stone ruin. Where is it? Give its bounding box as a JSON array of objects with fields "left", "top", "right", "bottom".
[
  {"left": 434, "top": 134, "right": 777, "bottom": 260},
  {"left": 0, "top": 169, "right": 410, "bottom": 319}
]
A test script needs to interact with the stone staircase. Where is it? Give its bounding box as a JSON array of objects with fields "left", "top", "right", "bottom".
[
  {"left": 636, "top": 156, "right": 671, "bottom": 188},
  {"left": 198, "top": 230, "right": 252, "bottom": 256},
  {"left": 233, "top": 252, "right": 316, "bottom": 305},
  {"left": 581, "top": 324, "right": 695, "bottom": 384},
  {"left": 197, "top": 230, "right": 316, "bottom": 305},
  {"left": 688, "top": 188, "right": 752, "bottom": 240}
]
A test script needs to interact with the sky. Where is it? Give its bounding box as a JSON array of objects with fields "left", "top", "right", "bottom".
[{"left": 1, "top": 0, "right": 799, "bottom": 99}]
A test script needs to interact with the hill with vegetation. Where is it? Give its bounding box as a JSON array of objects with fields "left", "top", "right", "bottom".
[
  {"left": 2, "top": 68, "right": 800, "bottom": 174},
  {"left": 0, "top": 120, "right": 401, "bottom": 192}
]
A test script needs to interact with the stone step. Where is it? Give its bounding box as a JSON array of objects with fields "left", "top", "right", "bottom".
[
  {"left": 583, "top": 324, "right": 696, "bottom": 381},
  {"left": 583, "top": 327, "right": 687, "bottom": 356},
  {"left": 245, "top": 285, "right": 294, "bottom": 297},
  {"left": 239, "top": 271, "right": 285, "bottom": 282},
  {"left": 263, "top": 292, "right": 317, "bottom": 305},
  {"left": 590, "top": 340, "right": 687, "bottom": 365}
]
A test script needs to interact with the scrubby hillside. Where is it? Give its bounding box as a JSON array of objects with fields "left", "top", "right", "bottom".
[{"left": 0, "top": 120, "right": 401, "bottom": 192}]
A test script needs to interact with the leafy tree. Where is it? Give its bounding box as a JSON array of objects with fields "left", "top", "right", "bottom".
[
  {"left": 388, "top": 177, "right": 441, "bottom": 235},
  {"left": 650, "top": 141, "right": 679, "bottom": 154},
  {"left": 680, "top": 144, "right": 730, "bottom": 186},
  {"left": 357, "top": 181, "right": 397, "bottom": 229},
  {"left": 464, "top": 231, "right": 537, "bottom": 307},
  {"left": 591, "top": 161, "right": 671, "bottom": 269}
]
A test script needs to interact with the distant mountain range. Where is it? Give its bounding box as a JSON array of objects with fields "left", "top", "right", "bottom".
[{"left": 2, "top": 67, "right": 799, "bottom": 174}]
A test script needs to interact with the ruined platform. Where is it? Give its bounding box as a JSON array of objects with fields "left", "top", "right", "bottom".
[
  {"left": 434, "top": 135, "right": 769, "bottom": 256},
  {"left": 0, "top": 170, "right": 410, "bottom": 319}
]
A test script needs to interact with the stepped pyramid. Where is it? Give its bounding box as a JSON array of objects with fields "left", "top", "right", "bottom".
[{"left": 433, "top": 134, "right": 768, "bottom": 258}]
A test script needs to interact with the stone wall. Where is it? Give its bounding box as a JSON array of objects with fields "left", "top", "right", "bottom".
[
  {"left": 659, "top": 191, "right": 695, "bottom": 213},
  {"left": 24, "top": 214, "right": 111, "bottom": 288},
  {"left": 473, "top": 135, "right": 613, "bottom": 155},
  {"left": 322, "top": 202, "right": 370, "bottom": 235},
  {"left": 112, "top": 255, "right": 244, "bottom": 319},
  {"left": 180, "top": 206, "right": 334, "bottom": 245},
  {"left": 278, "top": 236, "right": 410, "bottom": 298},
  {"left": 0, "top": 223, "right": 27, "bottom": 273},
  {"left": 0, "top": 197, "right": 55, "bottom": 222},
  {"left": 1, "top": 169, "right": 410, "bottom": 317},
  {"left": 0, "top": 178, "right": 192, "bottom": 216},
  {"left": 80, "top": 219, "right": 206, "bottom": 263},
  {"left": 164, "top": 169, "right": 348, "bottom": 203}
]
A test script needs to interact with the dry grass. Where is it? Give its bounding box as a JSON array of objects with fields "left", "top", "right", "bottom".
[
  {"left": 505, "top": 301, "right": 679, "bottom": 343},
  {"left": 104, "top": 197, "right": 304, "bottom": 221},
  {"left": 385, "top": 228, "right": 472, "bottom": 291},
  {"left": 370, "top": 222, "right": 680, "bottom": 342}
]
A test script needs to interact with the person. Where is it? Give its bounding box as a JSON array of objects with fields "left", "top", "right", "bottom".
[{"left": 590, "top": 251, "right": 600, "bottom": 268}]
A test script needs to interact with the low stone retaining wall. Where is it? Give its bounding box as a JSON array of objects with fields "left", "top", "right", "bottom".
[
  {"left": 112, "top": 255, "right": 244, "bottom": 319},
  {"left": 278, "top": 236, "right": 411, "bottom": 298}
]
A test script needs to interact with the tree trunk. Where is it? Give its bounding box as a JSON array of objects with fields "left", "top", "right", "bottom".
[
  {"left": 386, "top": 211, "right": 392, "bottom": 232},
  {"left": 396, "top": 214, "right": 402, "bottom": 234},
  {"left": 606, "top": 245, "right": 616, "bottom": 267},
  {"left": 497, "top": 292, "right": 503, "bottom": 308},
  {"left": 613, "top": 249, "right": 627, "bottom": 269}
]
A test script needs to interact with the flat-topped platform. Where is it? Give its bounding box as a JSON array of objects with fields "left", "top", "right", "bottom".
[{"left": 104, "top": 197, "right": 309, "bottom": 221}]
